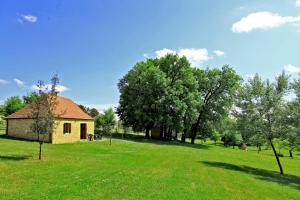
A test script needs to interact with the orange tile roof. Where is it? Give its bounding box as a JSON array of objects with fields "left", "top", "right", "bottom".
[{"left": 5, "top": 96, "right": 94, "bottom": 120}]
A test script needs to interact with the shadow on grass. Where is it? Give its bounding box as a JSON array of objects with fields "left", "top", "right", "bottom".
[
  {"left": 201, "top": 161, "right": 300, "bottom": 190},
  {"left": 105, "top": 133, "right": 210, "bottom": 150},
  {"left": 0, "top": 134, "right": 39, "bottom": 143},
  {"left": 0, "top": 155, "right": 32, "bottom": 161}
]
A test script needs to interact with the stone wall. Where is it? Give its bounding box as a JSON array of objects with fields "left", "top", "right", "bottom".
[
  {"left": 6, "top": 119, "right": 50, "bottom": 142},
  {"left": 6, "top": 118, "right": 94, "bottom": 144},
  {"left": 52, "top": 119, "right": 94, "bottom": 144}
]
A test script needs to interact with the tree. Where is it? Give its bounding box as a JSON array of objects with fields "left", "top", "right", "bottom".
[
  {"left": 89, "top": 108, "right": 99, "bottom": 118},
  {"left": 78, "top": 104, "right": 88, "bottom": 113},
  {"left": 234, "top": 74, "right": 263, "bottom": 146},
  {"left": 78, "top": 105, "right": 99, "bottom": 118},
  {"left": 117, "top": 59, "right": 167, "bottom": 138},
  {"left": 235, "top": 72, "right": 289, "bottom": 174},
  {"left": 155, "top": 54, "right": 200, "bottom": 141},
  {"left": 29, "top": 74, "right": 60, "bottom": 160},
  {"left": 2, "top": 96, "right": 24, "bottom": 116},
  {"left": 23, "top": 92, "right": 39, "bottom": 104},
  {"left": 190, "top": 66, "right": 241, "bottom": 144},
  {"left": 221, "top": 130, "right": 241, "bottom": 148},
  {"left": 96, "top": 108, "right": 116, "bottom": 145},
  {"left": 284, "top": 77, "right": 300, "bottom": 158},
  {"left": 210, "top": 130, "right": 220, "bottom": 145}
]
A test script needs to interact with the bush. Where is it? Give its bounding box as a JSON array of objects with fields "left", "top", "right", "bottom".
[{"left": 221, "top": 131, "right": 241, "bottom": 148}]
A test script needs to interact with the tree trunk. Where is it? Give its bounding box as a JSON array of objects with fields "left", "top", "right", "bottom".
[
  {"left": 190, "top": 125, "right": 196, "bottom": 144},
  {"left": 269, "top": 139, "right": 284, "bottom": 175},
  {"left": 191, "top": 132, "right": 196, "bottom": 144},
  {"left": 191, "top": 108, "right": 205, "bottom": 144},
  {"left": 181, "top": 130, "right": 186, "bottom": 143},
  {"left": 289, "top": 150, "right": 293, "bottom": 159},
  {"left": 159, "top": 126, "right": 163, "bottom": 140},
  {"left": 167, "top": 128, "right": 171, "bottom": 141},
  {"left": 145, "top": 128, "right": 150, "bottom": 139},
  {"left": 110, "top": 133, "right": 112, "bottom": 145},
  {"left": 257, "top": 145, "right": 261, "bottom": 153},
  {"left": 39, "top": 142, "right": 43, "bottom": 160}
]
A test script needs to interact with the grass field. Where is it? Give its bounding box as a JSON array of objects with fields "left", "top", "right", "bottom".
[{"left": 0, "top": 135, "right": 299, "bottom": 200}]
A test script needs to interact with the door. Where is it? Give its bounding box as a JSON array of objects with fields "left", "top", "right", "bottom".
[{"left": 80, "top": 123, "right": 87, "bottom": 139}]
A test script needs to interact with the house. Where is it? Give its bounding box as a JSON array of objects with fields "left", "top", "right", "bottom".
[{"left": 5, "top": 96, "right": 94, "bottom": 144}]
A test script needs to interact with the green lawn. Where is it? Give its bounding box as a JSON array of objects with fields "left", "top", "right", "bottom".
[{"left": 0, "top": 136, "right": 299, "bottom": 200}]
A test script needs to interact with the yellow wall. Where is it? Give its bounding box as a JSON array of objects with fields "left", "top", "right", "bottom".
[
  {"left": 52, "top": 119, "right": 94, "bottom": 144},
  {"left": 6, "top": 118, "right": 94, "bottom": 144},
  {"left": 7, "top": 119, "right": 50, "bottom": 142}
]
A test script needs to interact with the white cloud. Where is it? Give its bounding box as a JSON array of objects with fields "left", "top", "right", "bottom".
[
  {"left": 213, "top": 50, "right": 225, "bottom": 57},
  {"left": 232, "top": 12, "right": 300, "bottom": 33},
  {"left": 14, "top": 78, "right": 25, "bottom": 87},
  {"left": 155, "top": 48, "right": 177, "bottom": 58},
  {"left": 21, "top": 14, "right": 37, "bottom": 23},
  {"left": 155, "top": 48, "right": 210, "bottom": 66},
  {"left": 178, "top": 48, "right": 210, "bottom": 65},
  {"left": 0, "top": 79, "right": 9, "bottom": 84},
  {"left": 31, "top": 84, "right": 69, "bottom": 93},
  {"left": 284, "top": 64, "right": 300, "bottom": 73},
  {"left": 296, "top": 0, "right": 300, "bottom": 7},
  {"left": 18, "top": 14, "right": 37, "bottom": 24},
  {"left": 54, "top": 85, "right": 69, "bottom": 92},
  {"left": 143, "top": 53, "right": 149, "bottom": 58}
]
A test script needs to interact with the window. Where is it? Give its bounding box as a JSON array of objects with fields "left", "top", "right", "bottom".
[{"left": 63, "top": 123, "right": 71, "bottom": 134}]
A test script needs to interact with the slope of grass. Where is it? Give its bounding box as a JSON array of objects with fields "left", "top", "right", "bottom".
[{"left": 0, "top": 136, "right": 299, "bottom": 200}]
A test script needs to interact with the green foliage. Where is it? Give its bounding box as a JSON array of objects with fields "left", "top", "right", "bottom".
[
  {"left": 221, "top": 131, "right": 241, "bottom": 147},
  {"left": 78, "top": 105, "right": 99, "bottom": 118},
  {"left": 117, "top": 54, "right": 239, "bottom": 141},
  {"left": 23, "top": 92, "right": 39, "bottom": 104},
  {"left": 191, "top": 65, "right": 241, "bottom": 143},
  {"left": 235, "top": 72, "right": 290, "bottom": 174},
  {"left": 117, "top": 58, "right": 167, "bottom": 133},
  {"left": 0, "top": 92, "right": 41, "bottom": 117},
  {"left": 96, "top": 108, "right": 116, "bottom": 134},
  {"left": 282, "top": 77, "right": 300, "bottom": 154},
  {"left": 210, "top": 131, "right": 220, "bottom": 144},
  {"left": 88, "top": 108, "right": 99, "bottom": 118},
  {"left": 1, "top": 96, "right": 25, "bottom": 116}
]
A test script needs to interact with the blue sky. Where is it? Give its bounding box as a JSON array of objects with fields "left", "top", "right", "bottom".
[{"left": 1, "top": 0, "right": 300, "bottom": 111}]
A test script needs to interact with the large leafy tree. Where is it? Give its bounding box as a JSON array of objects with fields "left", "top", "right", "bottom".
[
  {"left": 118, "top": 54, "right": 200, "bottom": 140},
  {"left": 117, "top": 59, "right": 167, "bottom": 138},
  {"left": 190, "top": 65, "right": 241, "bottom": 144},
  {"left": 155, "top": 54, "right": 200, "bottom": 140}
]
